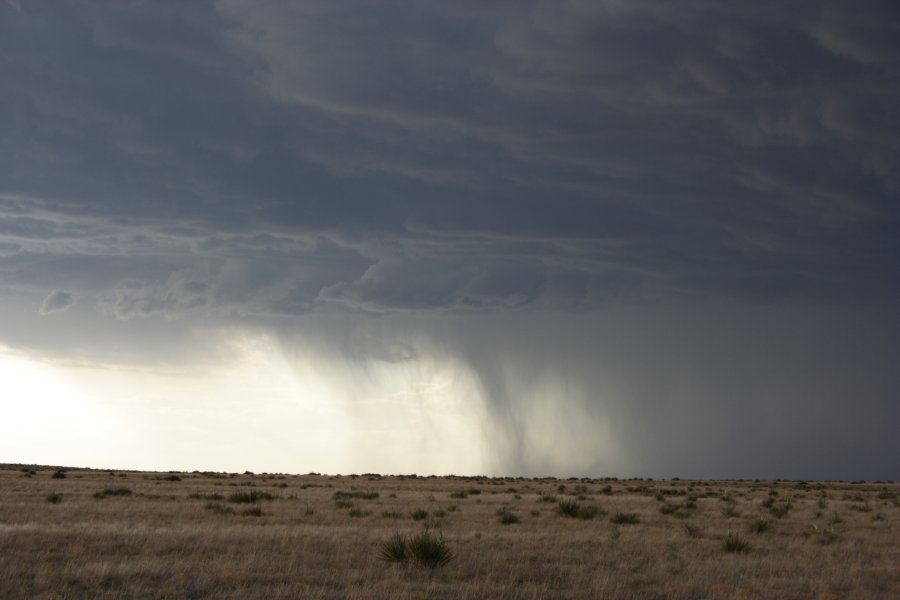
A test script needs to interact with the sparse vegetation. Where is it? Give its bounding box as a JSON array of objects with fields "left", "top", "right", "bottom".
[
  {"left": 497, "top": 507, "right": 520, "bottom": 524},
  {"left": 723, "top": 531, "right": 749, "bottom": 553},
  {"left": 611, "top": 512, "right": 640, "bottom": 524},
  {"left": 228, "top": 491, "right": 274, "bottom": 503},
  {"left": 749, "top": 517, "right": 770, "bottom": 534},
  {"left": 379, "top": 528, "right": 455, "bottom": 569},
  {"left": 93, "top": 487, "right": 132, "bottom": 499},
  {"left": 407, "top": 529, "right": 455, "bottom": 568},
  {"left": 0, "top": 466, "right": 896, "bottom": 598}
]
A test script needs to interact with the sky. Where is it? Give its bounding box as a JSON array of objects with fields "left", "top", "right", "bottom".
[{"left": 1, "top": 0, "right": 898, "bottom": 480}]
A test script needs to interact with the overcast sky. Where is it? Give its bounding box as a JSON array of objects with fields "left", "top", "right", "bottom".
[{"left": 1, "top": 0, "right": 898, "bottom": 479}]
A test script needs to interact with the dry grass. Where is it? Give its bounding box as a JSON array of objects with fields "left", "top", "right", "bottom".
[{"left": 1, "top": 465, "right": 897, "bottom": 598}]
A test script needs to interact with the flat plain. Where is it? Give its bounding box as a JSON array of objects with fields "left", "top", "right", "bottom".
[{"left": 0, "top": 464, "right": 897, "bottom": 599}]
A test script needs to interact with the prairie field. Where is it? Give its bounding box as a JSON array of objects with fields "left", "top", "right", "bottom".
[{"left": 0, "top": 465, "right": 897, "bottom": 599}]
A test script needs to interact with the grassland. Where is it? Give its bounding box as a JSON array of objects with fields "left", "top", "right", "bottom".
[{"left": 1, "top": 465, "right": 897, "bottom": 598}]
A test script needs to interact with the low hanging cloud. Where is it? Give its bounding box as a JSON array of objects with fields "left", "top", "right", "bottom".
[{"left": 39, "top": 289, "right": 75, "bottom": 315}]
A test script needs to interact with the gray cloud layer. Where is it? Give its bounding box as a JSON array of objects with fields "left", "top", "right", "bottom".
[{"left": 1, "top": 1, "right": 898, "bottom": 478}]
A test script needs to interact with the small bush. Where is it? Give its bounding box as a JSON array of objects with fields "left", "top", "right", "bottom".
[
  {"left": 46, "top": 493, "right": 62, "bottom": 504},
  {"left": 51, "top": 471, "right": 66, "bottom": 479},
  {"left": 723, "top": 531, "right": 749, "bottom": 553},
  {"left": 497, "top": 508, "right": 520, "bottom": 524},
  {"left": 538, "top": 494, "right": 557, "bottom": 503},
  {"left": 723, "top": 505, "right": 741, "bottom": 518},
  {"left": 160, "top": 475, "right": 181, "bottom": 482},
  {"left": 576, "top": 505, "right": 601, "bottom": 520},
  {"left": 94, "top": 488, "right": 132, "bottom": 499},
  {"left": 380, "top": 529, "right": 455, "bottom": 569},
  {"left": 381, "top": 511, "right": 404, "bottom": 519},
  {"left": 348, "top": 507, "right": 370, "bottom": 518},
  {"left": 449, "top": 491, "right": 468, "bottom": 499},
  {"left": 228, "top": 491, "right": 273, "bottom": 503},
  {"left": 241, "top": 505, "right": 263, "bottom": 516},
  {"left": 749, "top": 517, "right": 770, "bottom": 534},
  {"left": 379, "top": 533, "right": 409, "bottom": 563},
  {"left": 769, "top": 502, "right": 791, "bottom": 518},
  {"left": 189, "top": 493, "right": 224, "bottom": 500},
  {"left": 407, "top": 529, "right": 455, "bottom": 568},
  {"left": 411, "top": 509, "right": 429, "bottom": 521},
  {"left": 558, "top": 499, "right": 582, "bottom": 517},
  {"left": 611, "top": 512, "right": 640, "bottom": 525},
  {"left": 333, "top": 490, "right": 379, "bottom": 501}
]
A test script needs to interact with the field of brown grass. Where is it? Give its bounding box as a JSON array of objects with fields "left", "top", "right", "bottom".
[{"left": 0, "top": 464, "right": 897, "bottom": 598}]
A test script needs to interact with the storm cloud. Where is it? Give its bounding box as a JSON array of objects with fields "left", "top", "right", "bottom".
[{"left": 1, "top": 1, "right": 898, "bottom": 478}]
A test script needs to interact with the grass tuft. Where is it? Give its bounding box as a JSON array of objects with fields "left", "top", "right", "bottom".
[
  {"left": 407, "top": 529, "right": 455, "bottom": 568},
  {"left": 611, "top": 512, "right": 640, "bottom": 524},
  {"left": 228, "top": 491, "right": 274, "bottom": 503},
  {"left": 723, "top": 531, "right": 749, "bottom": 553},
  {"left": 379, "top": 533, "right": 409, "bottom": 563}
]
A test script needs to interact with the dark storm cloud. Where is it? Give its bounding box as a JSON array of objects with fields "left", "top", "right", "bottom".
[
  {"left": 2, "top": 1, "right": 899, "bottom": 478},
  {"left": 2, "top": 0, "right": 898, "bottom": 315}
]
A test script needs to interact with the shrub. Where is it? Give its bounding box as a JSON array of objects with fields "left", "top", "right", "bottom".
[
  {"left": 769, "top": 502, "right": 791, "bottom": 518},
  {"left": 381, "top": 511, "right": 403, "bottom": 519},
  {"left": 51, "top": 470, "right": 66, "bottom": 479},
  {"left": 497, "top": 508, "right": 520, "bottom": 524},
  {"left": 333, "top": 490, "right": 379, "bottom": 501},
  {"left": 46, "top": 493, "right": 62, "bottom": 504},
  {"left": 749, "top": 517, "right": 770, "bottom": 534},
  {"left": 241, "top": 505, "right": 263, "bottom": 516},
  {"left": 723, "top": 505, "right": 741, "bottom": 518},
  {"left": 407, "top": 529, "right": 455, "bottom": 568},
  {"left": 188, "top": 493, "right": 224, "bottom": 500},
  {"left": 611, "top": 512, "right": 640, "bottom": 524},
  {"left": 576, "top": 505, "right": 601, "bottom": 520},
  {"left": 538, "top": 494, "right": 557, "bottom": 503},
  {"left": 94, "top": 488, "right": 132, "bottom": 499},
  {"left": 228, "top": 491, "right": 273, "bottom": 503},
  {"left": 723, "top": 531, "right": 749, "bottom": 553},
  {"left": 411, "top": 509, "right": 428, "bottom": 521},
  {"left": 379, "top": 533, "right": 409, "bottom": 563},
  {"left": 380, "top": 529, "right": 455, "bottom": 569},
  {"left": 449, "top": 491, "right": 468, "bottom": 499},
  {"left": 558, "top": 499, "right": 601, "bottom": 519},
  {"left": 558, "top": 499, "right": 582, "bottom": 517}
]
